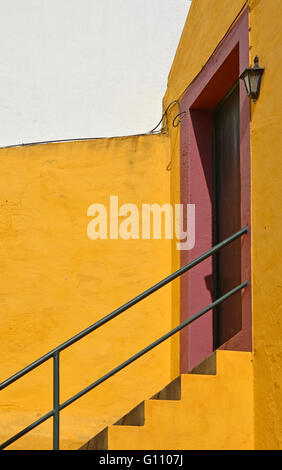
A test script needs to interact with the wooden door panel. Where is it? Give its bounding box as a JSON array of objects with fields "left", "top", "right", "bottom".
[{"left": 213, "top": 83, "right": 242, "bottom": 348}]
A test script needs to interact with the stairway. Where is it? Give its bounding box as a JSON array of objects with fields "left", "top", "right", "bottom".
[{"left": 80, "top": 350, "right": 254, "bottom": 450}]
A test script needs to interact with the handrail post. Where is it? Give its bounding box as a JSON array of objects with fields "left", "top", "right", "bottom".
[{"left": 53, "top": 351, "right": 60, "bottom": 450}]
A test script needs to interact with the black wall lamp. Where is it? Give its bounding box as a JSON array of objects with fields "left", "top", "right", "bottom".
[{"left": 240, "top": 56, "right": 264, "bottom": 103}]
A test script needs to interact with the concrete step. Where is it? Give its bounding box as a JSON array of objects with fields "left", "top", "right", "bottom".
[{"left": 81, "top": 351, "right": 253, "bottom": 450}]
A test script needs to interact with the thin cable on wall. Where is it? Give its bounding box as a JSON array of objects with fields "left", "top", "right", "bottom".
[
  {"left": 147, "top": 100, "right": 186, "bottom": 134},
  {"left": 0, "top": 103, "right": 186, "bottom": 150},
  {"left": 166, "top": 124, "right": 180, "bottom": 172}
]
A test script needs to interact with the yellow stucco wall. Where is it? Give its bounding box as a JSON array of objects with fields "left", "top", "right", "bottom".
[
  {"left": 0, "top": 134, "right": 173, "bottom": 449},
  {"left": 164, "top": 0, "right": 282, "bottom": 450},
  {"left": 248, "top": 0, "right": 282, "bottom": 450},
  {"left": 164, "top": 0, "right": 248, "bottom": 106}
]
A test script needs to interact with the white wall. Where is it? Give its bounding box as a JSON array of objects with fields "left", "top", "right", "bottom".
[{"left": 0, "top": 0, "right": 191, "bottom": 147}]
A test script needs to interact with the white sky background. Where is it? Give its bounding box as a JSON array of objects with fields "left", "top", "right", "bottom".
[{"left": 0, "top": 0, "right": 191, "bottom": 147}]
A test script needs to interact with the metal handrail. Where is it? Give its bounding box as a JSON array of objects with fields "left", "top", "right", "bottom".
[{"left": 0, "top": 226, "right": 248, "bottom": 450}]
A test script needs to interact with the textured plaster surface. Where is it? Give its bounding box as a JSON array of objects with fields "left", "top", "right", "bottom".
[{"left": 0, "top": 134, "right": 172, "bottom": 449}]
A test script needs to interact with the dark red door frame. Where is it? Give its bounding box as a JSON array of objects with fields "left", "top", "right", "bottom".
[{"left": 180, "top": 8, "right": 251, "bottom": 372}]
